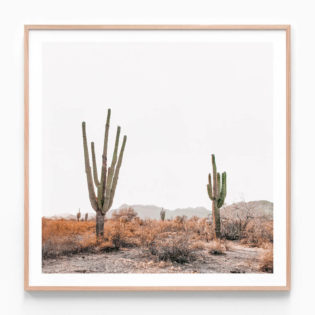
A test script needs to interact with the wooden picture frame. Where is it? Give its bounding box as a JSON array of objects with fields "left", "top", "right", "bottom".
[{"left": 24, "top": 25, "right": 291, "bottom": 291}]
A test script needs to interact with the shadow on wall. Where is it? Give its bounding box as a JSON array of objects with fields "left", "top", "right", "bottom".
[{"left": 24, "top": 289, "right": 290, "bottom": 300}]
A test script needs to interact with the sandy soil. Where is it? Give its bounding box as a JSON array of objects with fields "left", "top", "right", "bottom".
[{"left": 42, "top": 242, "right": 266, "bottom": 274}]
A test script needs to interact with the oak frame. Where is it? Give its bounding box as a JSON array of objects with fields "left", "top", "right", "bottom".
[{"left": 24, "top": 24, "right": 291, "bottom": 291}]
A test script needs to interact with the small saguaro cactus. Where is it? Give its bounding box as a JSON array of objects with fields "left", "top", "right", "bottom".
[
  {"left": 160, "top": 208, "right": 166, "bottom": 221},
  {"left": 82, "top": 109, "right": 127, "bottom": 237},
  {"left": 207, "top": 154, "right": 227, "bottom": 239},
  {"left": 85, "top": 213, "right": 88, "bottom": 222},
  {"left": 77, "top": 209, "right": 81, "bottom": 222}
]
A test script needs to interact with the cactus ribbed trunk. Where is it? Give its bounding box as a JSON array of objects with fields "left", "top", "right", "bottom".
[
  {"left": 82, "top": 109, "right": 127, "bottom": 238},
  {"left": 212, "top": 203, "right": 221, "bottom": 239},
  {"left": 96, "top": 212, "right": 105, "bottom": 237},
  {"left": 207, "top": 154, "right": 227, "bottom": 239}
]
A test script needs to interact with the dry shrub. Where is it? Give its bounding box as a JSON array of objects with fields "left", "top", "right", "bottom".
[
  {"left": 42, "top": 218, "right": 124, "bottom": 258},
  {"left": 186, "top": 217, "right": 213, "bottom": 242},
  {"left": 42, "top": 237, "right": 80, "bottom": 258},
  {"left": 136, "top": 219, "right": 182, "bottom": 247},
  {"left": 97, "top": 240, "right": 118, "bottom": 252},
  {"left": 221, "top": 217, "right": 273, "bottom": 247},
  {"left": 103, "top": 218, "right": 141, "bottom": 248},
  {"left": 103, "top": 220, "right": 123, "bottom": 249},
  {"left": 208, "top": 240, "right": 226, "bottom": 255},
  {"left": 42, "top": 218, "right": 95, "bottom": 242},
  {"left": 174, "top": 215, "right": 187, "bottom": 224},
  {"left": 220, "top": 219, "right": 241, "bottom": 240},
  {"left": 190, "top": 240, "right": 206, "bottom": 250},
  {"left": 259, "top": 245, "right": 273, "bottom": 273},
  {"left": 148, "top": 235, "right": 196, "bottom": 264},
  {"left": 138, "top": 220, "right": 157, "bottom": 246},
  {"left": 102, "top": 208, "right": 143, "bottom": 248},
  {"left": 135, "top": 218, "right": 210, "bottom": 248},
  {"left": 111, "top": 207, "right": 138, "bottom": 222},
  {"left": 241, "top": 219, "right": 273, "bottom": 247},
  {"left": 42, "top": 218, "right": 97, "bottom": 258}
]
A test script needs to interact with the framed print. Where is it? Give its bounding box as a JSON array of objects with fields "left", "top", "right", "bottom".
[{"left": 24, "top": 25, "right": 291, "bottom": 291}]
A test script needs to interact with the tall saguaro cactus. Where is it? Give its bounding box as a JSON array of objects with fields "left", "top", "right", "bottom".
[
  {"left": 82, "top": 109, "right": 127, "bottom": 237},
  {"left": 207, "top": 154, "right": 227, "bottom": 239}
]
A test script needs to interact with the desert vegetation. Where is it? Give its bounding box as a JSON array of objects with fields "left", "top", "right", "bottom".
[
  {"left": 160, "top": 208, "right": 166, "bottom": 221},
  {"left": 42, "top": 205, "right": 273, "bottom": 273},
  {"left": 42, "top": 110, "right": 273, "bottom": 274},
  {"left": 82, "top": 108, "right": 127, "bottom": 237},
  {"left": 207, "top": 154, "right": 226, "bottom": 239}
]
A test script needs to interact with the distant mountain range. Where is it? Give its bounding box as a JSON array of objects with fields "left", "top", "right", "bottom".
[
  {"left": 47, "top": 200, "right": 273, "bottom": 220},
  {"left": 220, "top": 200, "right": 273, "bottom": 219},
  {"left": 108, "top": 201, "right": 273, "bottom": 220},
  {"left": 108, "top": 204, "right": 210, "bottom": 220}
]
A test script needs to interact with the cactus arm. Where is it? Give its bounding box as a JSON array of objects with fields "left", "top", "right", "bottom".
[
  {"left": 217, "top": 199, "right": 224, "bottom": 208},
  {"left": 103, "top": 126, "right": 121, "bottom": 213},
  {"left": 207, "top": 184, "right": 213, "bottom": 200},
  {"left": 207, "top": 174, "right": 214, "bottom": 200},
  {"left": 216, "top": 173, "right": 221, "bottom": 199},
  {"left": 211, "top": 154, "right": 217, "bottom": 200},
  {"left": 218, "top": 172, "right": 227, "bottom": 208},
  {"left": 82, "top": 122, "right": 98, "bottom": 211},
  {"left": 91, "top": 142, "right": 100, "bottom": 187},
  {"left": 221, "top": 172, "right": 227, "bottom": 200},
  {"left": 100, "top": 109, "right": 111, "bottom": 194},
  {"left": 217, "top": 198, "right": 223, "bottom": 208},
  {"left": 108, "top": 135, "right": 127, "bottom": 209}
]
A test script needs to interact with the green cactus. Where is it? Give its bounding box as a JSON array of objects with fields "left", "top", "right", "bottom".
[
  {"left": 207, "top": 154, "right": 227, "bottom": 239},
  {"left": 160, "top": 208, "right": 166, "bottom": 221},
  {"left": 82, "top": 109, "right": 127, "bottom": 237},
  {"left": 76, "top": 208, "right": 81, "bottom": 222}
]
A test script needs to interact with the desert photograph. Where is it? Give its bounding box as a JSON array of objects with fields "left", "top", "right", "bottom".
[{"left": 40, "top": 39, "right": 274, "bottom": 275}]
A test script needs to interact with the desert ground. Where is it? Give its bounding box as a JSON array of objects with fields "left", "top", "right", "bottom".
[
  {"left": 42, "top": 204, "right": 273, "bottom": 274},
  {"left": 43, "top": 242, "right": 266, "bottom": 274}
]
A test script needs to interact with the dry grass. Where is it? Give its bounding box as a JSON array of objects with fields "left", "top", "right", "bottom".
[
  {"left": 208, "top": 240, "right": 227, "bottom": 255},
  {"left": 221, "top": 217, "right": 273, "bottom": 247},
  {"left": 259, "top": 244, "right": 273, "bottom": 273},
  {"left": 42, "top": 217, "right": 139, "bottom": 258},
  {"left": 42, "top": 219, "right": 97, "bottom": 258},
  {"left": 42, "top": 209, "right": 273, "bottom": 269},
  {"left": 148, "top": 235, "right": 196, "bottom": 263}
]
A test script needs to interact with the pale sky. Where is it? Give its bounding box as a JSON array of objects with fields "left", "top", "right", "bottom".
[{"left": 42, "top": 41, "right": 273, "bottom": 215}]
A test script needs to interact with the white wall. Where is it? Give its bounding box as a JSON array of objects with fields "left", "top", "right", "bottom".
[{"left": 0, "top": 0, "right": 312, "bottom": 314}]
